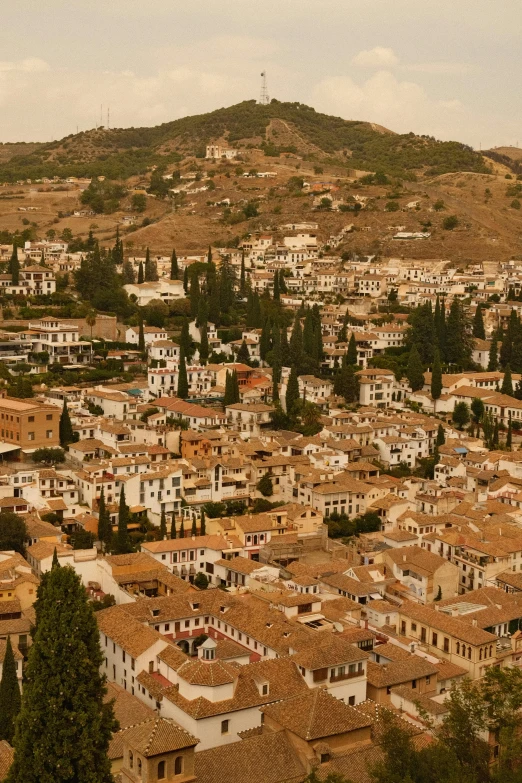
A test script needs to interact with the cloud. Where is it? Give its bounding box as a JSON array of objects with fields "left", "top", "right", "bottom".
[
  {"left": 351, "top": 47, "right": 399, "bottom": 68},
  {"left": 309, "top": 70, "right": 464, "bottom": 139},
  {"left": 404, "top": 61, "right": 476, "bottom": 75},
  {"left": 0, "top": 57, "right": 49, "bottom": 73}
]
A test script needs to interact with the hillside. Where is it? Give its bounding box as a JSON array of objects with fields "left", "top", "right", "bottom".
[
  {"left": 0, "top": 100, "right": 488, "bottom": 183},
  {"left": 483, "top": 146, "right": 522, "bottom": 174}
]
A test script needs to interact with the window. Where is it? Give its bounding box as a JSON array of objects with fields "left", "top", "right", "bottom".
[
  {"left": 174, "top": 756, "right": 183, "bottom": 775},
  {"left": 46, "top": 414, "right": 53, "bottom": 420},
  {"left": 348, "top": 695, "right": 355, "bottom": 706},
  {"left": 221, "top": 719, "right": 229, "bottom": 734},
  {"left": 28, "top": 416, "right": 34, "bottom": 423},
  {"left": 432, "top": 632, "right": 438, "bottom": 647},
  {"left": 46, "top": 430, "right": 53, "bottom": 439},
  {"left": 157, "top": 760, "right": 165, "bottom": 779},
  {"left": 129, "top": 751, "right": 133, "bottom": 769},
  {"left": 28, "top": 432, "right": 35, "bottom": 441}
]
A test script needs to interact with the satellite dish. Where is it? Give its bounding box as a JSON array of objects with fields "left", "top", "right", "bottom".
[{"left": 333, "top": 622, "right": 344, "bottom": 633}]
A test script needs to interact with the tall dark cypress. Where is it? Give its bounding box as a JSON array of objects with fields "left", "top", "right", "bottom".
[
  {"left": 303, "top": 310, "right": 315, "bottom": 357},
  {"left": 289, "top": 316, "right": 303, "bottom": 370},
  {"left": 273, "top": 270, "right": 280, "bottom": 301},
  {"left": 260, "top": 319, "right": 272, "bottom": 362},
  {"left": 177, "top": 347, "right": 189, "bottom": 399},
  {"left": 0, "top": 636, "right": 20, "bottom": 743},
  {"left": 97, "top": 489, "right": 112, "bottom": 550},
  {"left": 200, "top": 510, "right": 206, "bottom": 536},
  {"left": 6, "top": 567, "right": 116, "bottom": 783},
  {"left": 9, "top": 243, "right": 19, "bottom": 287},
  {"left": 159, "top": 509, "right": 167, "bottom": 539},
  {"left": 170, "top": 249, "right": 178, "bottom": 280},
  {"left": 237, "top": 340, "right": 250, "bottom": 365},
  {"left": 137, "top": 260, "right": 144, "bottom": 284},
  {"left": 473, "top": 303, "right": 486, "bottom": 339},
  {"left": 240, "top": 251, "right": 246, "bottom": 296},
  {"left": 281, "top": 326, "right": 291, "bottom": 367},
  {"left": 59, "top": 399, "right": 74, "bottom": 447},
  {"left": 285, "top": 365, "right": 300, "bottom": 415},
  {"left": 138, "top": 312, "right": 145, "bottom": 352},
  {"left": 113, "top": 486, "right": 132, "bottom": 554},
  {"left": 199, "top": 322, "right": 209, "bottom": 366},
  {"left": 183, "top": 265, "right": 189, "bottom": 294},
  {"left": 170, "top": 514, "right": 176, "bottom": 539},
  {"left": 347, "top": 333, "right": 358, "bottom": 366},
  {"left": 189, "top": 270, "right": 200, "bottom": 319}
]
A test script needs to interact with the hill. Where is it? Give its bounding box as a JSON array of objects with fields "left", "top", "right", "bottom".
[
  {"left": 0, "top": 100, "right": 488, "bottom": 183},
  {"left": 483, "top": 146, "right": 522, "bottom": 174}
]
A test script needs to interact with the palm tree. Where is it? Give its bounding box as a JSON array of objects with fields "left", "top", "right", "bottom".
[{"left": 86, "top": 310, "right": 97, "bottom": 341}]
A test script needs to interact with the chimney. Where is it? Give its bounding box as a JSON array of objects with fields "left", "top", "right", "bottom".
[
  {"left": 472, "top": 619, "right": 477, "bottom": 627},
  {"left": 403, "top": 555, "right": 407, "bottom": 562}
]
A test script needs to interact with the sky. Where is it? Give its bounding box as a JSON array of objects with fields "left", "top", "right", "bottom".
[{"left": 2, "top": 0, "right": 522, "bottom": 149}]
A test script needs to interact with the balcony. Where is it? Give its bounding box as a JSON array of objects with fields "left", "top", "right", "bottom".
[{"left": 330, "top": 669, "right": 363, "bottom": 683}]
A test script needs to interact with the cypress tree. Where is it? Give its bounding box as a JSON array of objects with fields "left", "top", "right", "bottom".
[
  {"left": 249, "top": 292, "right": 262, "bottom": 328},
  {"left": 191, "top": 517, "right": 197, "bottom": 536},
  {"left": 0, "top": 636, "right": 20, "bottom": 744},
  {"left": 281, "top": 326, "right": 291, "bottom": 367},
  {"left": 200, "top": 510, "right": 206, "bottom": 536},
  {"left": 121, "top": 259, "right": 135, "bottom": 284},
  {"left": 314, "top": 322, "right": 324, "bottom": 364},
  {"left": 137, "top": 260, "right": 144, "bottom": 284},
  {"left": 406, "top": 345, "right": 425, "bottom": 391},
  {"left": 289, "top": 316, "right": 303, "bottom": 370},
  {"left": 501, "top": 364, "right": 514, "bottom": 396},
  {"left": 170, "top": 249, "right": 178, "bottom": 280},
  {"left": 208, "top": 275, "right": 221, "bottom": 327},
  {"left": 159, "top": 509, "right": 167, "bottom": 539},
  {"left": 488, "top": 339, "right": 499, "bottom": 372},
  {"left": 260, "top": 319, "right": 272, "bottom": 362},
  {"left": 230, "top": 370, "right": 240, "bottom": 403},
  {"left": 436, "top": 423, "right": 446, "bottom": 447},
  {"left": 240, "top": 251, "right": 246, "bottom": 296},
  {"left": 52, "top": 548, "right": 59, "bottom": 569},
  {"left": 190, "top": 270, "right": 200, "bottom": 319},
  {"left": 237, "top": 340, "right": 250, "bottom": 365},
  {"left": 431, "top": 349, "right": 443, "bottom": 410},
  {"left": 342, "top": 362, "right": 358, "bottom": 403},
  {"left": 507, "top": 416, "right": 513, "bottom": 449},
  {"left": 279, "top": 269, "right": 287, "bottom": 294},
  {"left": 473, "top": 304, "right": 486, "bottom": 339},
  {"left": 183, "top": 265, "right": 189, "bottom": 294},
  {"left": 59, "top": 399, "right": 74, "bottom": 447},
  {"left": 6, "top": 566, "right": 116, "bottom": 783},
  {"left": 207, "top": 245, "right": 212, "bottom": 265},
  {"left": 446, "top": 298, "right": 472, "bottom": 368},
  {"left": 493, "top": 417, "right": 500, "bottom": 447},
  {"left": 303, "top": 310, "right": 315, "bottom": 357},
  {"left": 9, "top": 243, "right": 19, "bottom": 287},
  {"left": 177, "top": 347, "right": 189, "bottom": 399},
  {"left": 347, "top": 333, "right": 358, "bottom": 366},
  {"left": 199, "top": 322, "right": 209, "bottom": 366},
  {"left": 97, "top": 489, "right": 112, "bottom": 550},
  {"left": 138, "top": 312, "right": 145, "bottom": 352},
  {"left": 179, "top": 518, "right": 185, "bottom": 539},
  {"left": 434, "top": 295, "right": 441, "bottom": 346},
  {"left": 196, "top": 297, "right": 208, "bottom": 329},
  {"left": 144, "top": 247, "right": 158, "bottom": 281},
  {"left": 285, "top": 365, "right": 299, "bottom": 415},
  {"left": 180, "top": 317, "right": 191, "bottom": 358},
  {"left": 113, "top": 486, "right": 132, "bottom": 555},
  {"left": 170, "top": 514, "right": 176, "bottom": 539}
]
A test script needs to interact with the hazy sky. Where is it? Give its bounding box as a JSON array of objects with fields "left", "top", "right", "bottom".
[{"left": 2, "top": 0, "right": 522, "bottom": 148}]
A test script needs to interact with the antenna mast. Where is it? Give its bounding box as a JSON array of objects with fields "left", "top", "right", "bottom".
[{"left": 259, "top": 72, "right": 270, "bottom": 105}]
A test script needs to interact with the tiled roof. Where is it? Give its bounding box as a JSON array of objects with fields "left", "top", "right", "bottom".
[
  {"left": 96, "top": 605, "right": 166, "bottom": 658},
  {"left": 261, "top": 688, "right": 372, "bottom": 740},
  {"left": 177, "top": 658, "right": 238, "bottom": 686},
  {"left": 366, "top": 656, "right": 439, "bottom": 688},
  {"left": 292, "top": 634, "right": 368, "bottom": 670},
  {"left": 120, "top": 718, "right": 198, "bottom": 757},
  {"left": 0, "top": 741, "right": 13, "bottom": 782}
]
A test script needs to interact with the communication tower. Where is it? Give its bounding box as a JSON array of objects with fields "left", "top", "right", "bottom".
[{"left": 259, "top": 72, "right": 270, "bottom": 105}]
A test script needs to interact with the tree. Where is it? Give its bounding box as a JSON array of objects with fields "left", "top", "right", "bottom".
[
  {"left": 452, "top": 401, "right": 470, "bottom": 430},
  {"left": 445, "top": 299, "right": 473, "bottom": 368},
  {"left": 191, "top": 517, "right": 197, "bottom": 536},
  {"left": 121, "top": 259, "right": 135, "bottom": 284},
  {"left": 32, "top": 448, "right": 65, "bottom": 465},
  {"left": 223, "top": 370, "right": 240, "bottom": 406},
  {"left": 431, "top": 349, "right": 442, "bottom": 409},
  {"left": 507, "top": 415, "right": 513, "bottom": 449},
  {"left": 237, "top": 340, "right": 250, "bottom": 365},
  {"left": 341, "top": 362, "right": 358, "bottom": 404},
  {"left": 273, "top": 269, "right": 280, "bottom": 301},
  {"left": 97, "top": 489, "right": 112, "bottom": 551},
  {"left": 199, "top": 322, "right": 209, "bottom": 366},
  {"left": 473, "top": 304, "right": 486, "bottom": 339},
  {"left": 137, "top": 260, "right": 144, "bottom": 284},
  {"left": 177, "top": 347, "right": 189, "bottom": 399},
  {"left": 86, "top": 310, "right": 97, "bottom": 341},
  {"left": 113, "top": 486, "right": 132, "bottom": 555},
  {"left": 406, "top": 345, "right": 425, "bottom": 391},
  {"left": 443, "top": 214, "right": 459, "bottom": 230},
  {"left": 189, "top": 269, "right": 200, "bottom": 319},
  {"left": 240, "top": 251, "right": 246, "bottom": 296},
  {"left": 131, "top": 193, "right": 146, "bottom": 212},
  {"left": 434, "top": 585, "right": 442, "bottom": 601},
  {"left": 169, "top": 249, "right": 179, "bottom": 280},
  {"left": 0, "top": 512, "right": 26, "bottom": 555},
  {"left": 8, "top": 568, "right": 116, "bottom": 783},
  {"left": 289, "top": 316, "right": 303, "bottom": 370},
  {"left": 179, "top": 518, "right": 185, "bottom": 539},
  {"left": 170, "top": 514, "right": 176, "bottom": 539},
  {"left": 159, "top": 509, "right": 167, "bottom": 539},
  {"left": 436, "top": 423, "right": 445, "bottom": 447},
  {"left": 488, "top": 338, "right": 499, "bottom": 371},
  {"left": 438, "top": 678, "right": 489, "bottom": 782},
  {"left": 194, "top": 572, "right": 209, "bottom": 590},
  {"left": 59, "top": 399, "right": 74, "bottom": 447},
  {"left": 257, "top": 472, "right": 273, "bottom": 497},
  {"left": 144, "top": 247, "right": 158, "bottom": 282},
  {"left": 9, "top": 243, "right": 19, "bottom": 286},
  {"left": 347, "top": 333, "right": 358, "bottom": 366},
  {"left": 471, "top": 397, "right": 485, "bottom": 429},
  {"left": 285, "top": 365, "right": 300, "bottom": 415},
  {"left": 502, "top": 364, "right": 514, "bottom": 396},
  {"left": 0, "top": 636, "right": 21, "bottom": 744},
  {"left": 200, "top": 510, "right": 206, "bottom": 536}
]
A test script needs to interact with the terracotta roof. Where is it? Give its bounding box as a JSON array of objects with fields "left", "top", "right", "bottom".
[
  {"left": 96, "top": 605, "right": 166, "bottom": 658},
  {"left": 177, "top": 658, "right": 238, "bottom": 687},
  {"left": 366, "top": 656, "right": 438, "bottom": 688},
  {"left": 0, "top": 741, "right": 13, "bottom": 782},
  {"left": 119, "top": 718, "right": 198, "bottom": 757},
  {"left": 292, "top": 634, "right": 368, "bottom": 670},
  {"left": 261, "top": 688, "right": 372, "bottom": 740}
]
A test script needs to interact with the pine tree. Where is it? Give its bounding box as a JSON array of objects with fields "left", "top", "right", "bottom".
[
  {"left": 501, "top": 364, "right": 514, "bottom": 396},
  {"left": 473, "top": 304, "right": 486, "bottom": 339},
  {"left": 347, "top": 333, "right": 358, "bottom": 366},
  {"left": 199, "top": 322, "right": 209, "bottom": 366},
  {"left": 137, "top": 261, "right": 144, "bottom": 284},
  {"left": 285, "top": 365, "right": 299, "bottom": 415},
  {"left": 436, "top": 423, "right": 445, "bottom": 447},
  {"left": 59, "top": 399, "right": 74, "bottom": 447},
  {"left": 138, "top": 312, "right": 145, "bottom": 352},
  {"left": 97, "top": 489, "right": 112, "bottom": 550},
  {"left": 488, "top": 339, "right": 499, "bottom": 372},
  {"left": 159, "top": 509, "right": 167, "bottom": 539},
  {"left": 237, "top": 340, "right": 250, "bottom": 365},
  {"left": 240, "top": 251, "right": 246, "bottom": 296},
  {"left": 191, "top": 517, "right": 197, "bottom": 536},
  {"left": 179, "top": 518, "right": 185, "bottom": 539},
  {"left": 431, "top": 349, "right": 443, "bottom": 409},
  {"left": 9, "top": 243, "right": 19, "bottom": 287},
  {"left": 200, "top": 510, "right": 206, "bottom": 536},
  {"left": 170, "top": 249, "right": 178, "bottom": 280},
  {"left": 177, "top": 347, "right": 189, "bottom": 399},
  {"left": 6, "top": 567, "right": 116, "bottom": 783},
  {"left": 170, "top": 514, "right": 176, "bottom": 539},
  {"left": 0, "top": 636, "right": 20, "bottom": 744},
  {"left": 406, "top": 345, "right": 425, "bottom": 391},
  {"left": 113, "top": 486, "right": 132, "bottom": 555}
]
